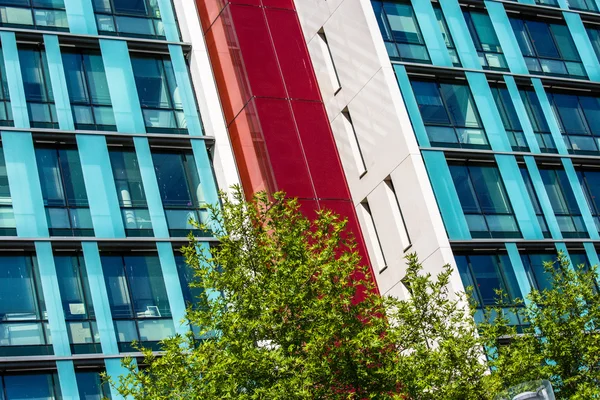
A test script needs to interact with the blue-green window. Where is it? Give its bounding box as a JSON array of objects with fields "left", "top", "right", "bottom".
[
  {"left": 62, "top": 51, "right": 116, "bottom": 131},
  {"left": 449, "top": 162, "right": 521, "bottom": 239},
  {"left": 371, "top": 1, "right": 431, "bottom": 63},
  {"left": 0, "top": 373, "right": 62, "bottom": 399},
  {"left": 568, "top": 0, "right": 598, "bottom": 11},
  {"left": 464, "top": 11, "right": 508, "bottom": 71},
  {"left": 411, "top": 79, "right": 489, "bottom": 149},
  {"left": 101, "top": 254, "right": 174, "bottom": 352},
  {"left": 0, "top": 51, "right": 12, "bottom": 127},
  {"left": 175, "top": 254, "right": 202, "bottom": 307},
  {"left": 0, "top": 255, "right": 52, "bottom": 357},
  {"left": 0, "top": 148, "right": 16, "bottom": 236},
  {"left": 152, "top": 151, "right": 209, "bottom": 237},
  {"left": 18, "top": 47, "right": 58, "bottom": 128},
  {"left": 587, "top": 28, "right": 600, "bottom": 63},
  {"left": 548, "top": 92, "right": 600, "bottom": 155},
  {"left": 520, "top": 166, "right": 552, "bottom": 238},
  {"left": 521, "top": 253, "right": 557, "bottom": 291},
  {"left": 456, "top": 253, "right": 527, "bottom": 327},
  {"left": 520, "top": 89, "right": 557, "bottom": 153},
  {"left": 539, "top": 167, "right": 588, "bottom": 238},
  {"left": 535, "top": 0, "right": 559, "bottom": 6},
  {"left": 577, "top": 169, "right": 600, "bottom": 233},
  {"left": 76, "top": 371, "right": 112, "bottom": 400},
  {"left": 108, "top": 149, "right": 152, "bottom": 237},
  {"left": 35, "top": 147, "right": 94, "bottom": 237},
  {"left": 511, "top": 18, "right": 586, "bottom": 79},
  {"left": 131, "top": 55, "right": 187, "bottom": 134},
  {"left": 93, "top": 0, "right": 173, "bottom": 40},
  {"left": 0, "top": 0, "right": 68, "bottom": 31},
  {"left": 490, "top": 86, "right": 529, "bottom": 151},
  {"left": 54, "top": 254, "right": 101, "bottom": 355}
]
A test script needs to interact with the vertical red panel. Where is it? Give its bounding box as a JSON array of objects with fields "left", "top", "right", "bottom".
[
  {"left": 255, "top": 97, "right": 315, "bottom": 199},
  {"left": 261, "top": 0, "right": 295, "bottom": 10},
  {"left": 265, "top": 8, "right": 321, "bottom": 101},
  {"left": 229, "top": 4, "right": 287, "bottom": 98}
]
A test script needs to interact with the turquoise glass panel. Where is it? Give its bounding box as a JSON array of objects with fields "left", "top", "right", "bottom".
[
  {"left": 504, "top": 76, "right": 540, "bottom": 153},
  {"left": 438, "top": 0, "right": 481, "bottom": 69},
  {"left": 532, "top": 79, "right": 569, "bottom": 155},
  {"left": 1, "top": 132, "right": 48, "bottom": 237},
  {"left": 410, "top": 0, "right": 452, "bottom": 67},
  {"left": 0, "top": 31, "right": 29, "bottom": 128},
  {"left": 133, "top": 137, "right": 169, "bottom": 238},
  {"left": 76, "top": 135, "right": 125, "bottom": 238},
  {"left": 393, "top": 64, "right": 429, "bottom": 147},
  {"left": 64, "top": 0, "right": 97, "bottom": 35},
  {"left": 422, "top": 150, "right": 470, "bottom": 239},
  {"left": 157, "top": 242, "right": 188, "bottom": 336},
  {"left": 485, "top": 2, "right": 529, "bottom": 74},
  {"left": 43, "top": 34, "right": 75, "bottom": 131},
  {"left": 105, "top": 358, "right": 132, "bottom": 400},
  {"left": 56, "top": 360, "right": 80, "bottom": 400},
  {"left": 495, "top": 155, "right": 543, "bottom": 239},
  {"left": 563, "top": 12, "right": 600, "bottom": 82},
  {"left": 505, "top": 243, "right": 533, "bottom": 304},
  {"left": 99, "top": 39, "right": 146, "bottom": 134},
  {"left": 82, "top": 241, "right": 119, "bottom": 355},
  {"left": 561, "top": 158, "right": 599, "bottom": 239},
  {"left": 466, "top": 72, "right": 511, "bottom": 152},
  {"left": 168, "top": 45, "right": 202, "bottom": 136},
  {"left": 191, "top": 140, "right": 219, "bottom": 207},
  {"left": 35, "top": 242, "right": 70, "bottom": 356},
  {"left": 157, "top": 0, "right": 179, "bottom": 42},
  {"left": 524, "top": 156, "right": 562, "bottom": 238}
]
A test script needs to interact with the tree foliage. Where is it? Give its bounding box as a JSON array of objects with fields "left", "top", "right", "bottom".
[{"left": 109, "top": 188, "right": 490, "bottom": 399}]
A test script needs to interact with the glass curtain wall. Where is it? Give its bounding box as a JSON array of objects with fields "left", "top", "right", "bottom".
[
  {"left": 0, "top": 0, "right": 68, "bottom": 30},
  {"left": 76, "top": 371, "right": 112, "bottom": 400},
  {"left": 18, "top": 46, "right": 58, "bottom": 128},
  {"left": 92, "top": 0, "right": 171, "bottom": 39},
  {"left": 101, "top": 254, "right": 174, "bottom": 352},
  {"left": 0, "top": 373, "right": 62, "bottom": 399},
  {"left": 490, "top": 86, "right": 529, "bottom": 151},
  {"left": 108, "top": 149, "right": 152, "bottom": 237},
  {"left": 0, "top": 149, "right": 16, "bottom": 236},
  {"left": 62, "top": 51, "right": 116, "bottom": 131},
  {"left": 35, "top": 147, "right": 94, "bottom": 236},
  {"left": 464, "top": 11, "right": 508, "bottom": 71},
  {"left": 520, "top": 89, "right": 558, "bottom": 153}
]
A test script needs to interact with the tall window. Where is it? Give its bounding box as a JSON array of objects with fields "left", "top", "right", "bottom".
[
  {"left": 520, "top": 89, "right": 557, "bottom": 153},
  {"left": 152, "top": 151, "right": 208, "bottom": 237},
  {"left": 548, "top": 91, "right": 600, "bottom": 154},
  {"left": 0, "top": 255, "right": 51, "bottom": 356},
  {"left": 0, "top": 0, "right": 68, "bottom": 31},
  {"left": 35, "top": 146, "right": 94, "bottom": 236},
  {"left": 490, "top": 86, "right": 529, "bottom": 151},
  {"left": 521, "top": 253, "right": 557, "bottom": 291},
  {"left": 433, "top": 6, "right": 460, "bottom": 67},
  {"left": 449, "top": 162, "right": 521, "bottom": 239},
  {"left": 539, "top": 166, "right": 588, "bottom": 238},
  {"left": 411, "top": 79, "right": 489, "bottom": 149},
  {"left": 464, "top": 11, "right": 508, "bottom": 71},
  {"left": 55, "top": 254, "right": 100, "bottom": 355},
  {"left": 62, "top": 51, "right": 116, "bottom": 131},
  {"left": 109, "top": 150, "right": 152, "bottom": 237},
  {"left": 578, "top": 169, "right": 600, "bottom": 233},
  {"left": 0, "top": 148, "right": 16, "bottom": 236},
  {"left": 92, "top": 0, "right": 172, "bottom": 39},
  {"left": 18, "top": 47, "right": 58, "bottom": 128},
  {"left": 371, "top": 1, "right": 431, "bottom": 63},
  {"left": 76, "top": 371, "right": 112, "bottom": 400},
  {"left": 511, "top": 18, "right": 586, "bottom": 79},
  {"left": 568, "top": 0, "right": 598, "bottom": 11},
  {"left": 102, "top": 254, "right": 174, "bottom": 352},
  {"left": 0, "top": 373, "right": 62, "bottom": 399},
  {"left": 131, "top": 55, "right": 187, "bottom": 134},
  {"left": 520, "top": 166, "right": 552, "bottom": 238}
]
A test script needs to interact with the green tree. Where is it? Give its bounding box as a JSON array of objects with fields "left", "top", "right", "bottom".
[
  {"left": 108, "top": 188, "right": 491, "bottom": 399},
  {"left": 479, "top": 252, "right": 600, "bottom": 399}
]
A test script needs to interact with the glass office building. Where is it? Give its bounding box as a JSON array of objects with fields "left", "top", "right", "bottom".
[{"left": 0, "top": 0, "right": 236, "bottom": 398}]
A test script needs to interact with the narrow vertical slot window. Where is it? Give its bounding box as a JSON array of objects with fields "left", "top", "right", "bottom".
[
  {"left": 384, "top": 178, "right": 412, "bottom": 251},
  {"left": 361, "top": 200, "right": 387, "bottom": 272},
  {"left": 317, "top": 29, "right": 342, "bottom": 94},
  {"left": 342, "top": 108, "right": 367, "bottom": 177}
]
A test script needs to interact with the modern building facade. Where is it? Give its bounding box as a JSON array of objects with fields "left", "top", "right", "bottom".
[
  {"left": 294, "top": 0, "right": 600, "bottom": 321},
  {"left": 0, "top": 0, "right": 243, "bottom": 398}
]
